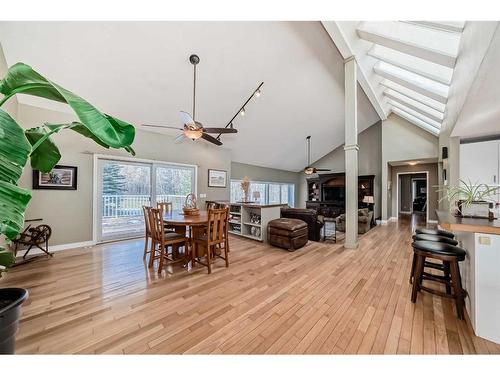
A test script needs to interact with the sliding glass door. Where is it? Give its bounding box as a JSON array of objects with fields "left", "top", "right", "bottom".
[{"left": 96, "top": 158, "right": 196, "bottom": 242}]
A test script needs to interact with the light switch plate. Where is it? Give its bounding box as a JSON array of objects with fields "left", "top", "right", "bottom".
[
  {"left": 199, "top": 193, "right": 207, "bottom": 198},
  {"left": 478, "top": 236, "right": 491, "bottom": 246}
]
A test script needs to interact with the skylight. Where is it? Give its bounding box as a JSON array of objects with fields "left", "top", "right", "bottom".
[
  {"left": 384, "top": 89, "right": 444, "bottom": 122},
  {"left": 391, "top": 107, "right": 440, "bottom": 136},
  {"left": 387, "top": 100, "right": 442, "bottom": 129},
  {"left": 374, "top": 61, "right": 449, "bottom": 103},
  {"left": 379, "top": 80, "right": 446, "bottom": 112}
]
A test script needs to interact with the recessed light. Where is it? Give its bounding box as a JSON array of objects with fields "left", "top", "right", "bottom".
[{"left": 408, "top": 161, "right": 418, "bottom": 166}]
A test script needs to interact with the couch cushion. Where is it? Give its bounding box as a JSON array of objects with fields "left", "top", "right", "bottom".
[
  {"left": 358, "top": 208, "right": 369, "bottom": 217},
  {"left": 268, "top": 218, "right": 307, "bottom": 231}
]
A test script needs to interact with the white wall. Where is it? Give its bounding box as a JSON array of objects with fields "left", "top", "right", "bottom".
[
  {"left": 381, "top": 113, "right": 439, "bottom": 220},
  {"left": 16, "top": 103, "right": 232, "bottom": 246},
  {"left": 297, "top": 122, "right": 382, "bottom": 218}
]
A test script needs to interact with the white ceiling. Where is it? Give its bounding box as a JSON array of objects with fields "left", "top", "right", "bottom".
[
  {"left": 452, "top": 25, "right": 500, "bottom": 139},
  {"left": 0, "top": 21, "right": 380, "bottom": 172}
]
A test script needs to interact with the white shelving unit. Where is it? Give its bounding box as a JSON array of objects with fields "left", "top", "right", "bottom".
[{"left": 227, "top": 203, "right": 286, "bottom": 242}]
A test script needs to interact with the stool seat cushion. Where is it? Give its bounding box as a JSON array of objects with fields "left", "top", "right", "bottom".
[
  {"left": 412, "top": 234, "right": 458, "bottom": 246},
  {"left": 412, "top": 240, "right": 466, "bottom": 257},
  {"left": 415, "top": 228, "right": 454, "bottom": 239}
]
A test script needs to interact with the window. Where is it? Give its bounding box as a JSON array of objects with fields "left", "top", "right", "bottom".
[{"left": 230, "top": 179, "right": 295, "bottom": 207}]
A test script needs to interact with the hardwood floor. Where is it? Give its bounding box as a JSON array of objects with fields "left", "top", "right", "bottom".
[{"left": 3, "top": 218, "right": 500, "bottom": 354}]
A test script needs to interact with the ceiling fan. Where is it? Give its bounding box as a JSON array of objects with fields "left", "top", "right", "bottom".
[
  {"left": 143, "top": 54, "right": 264, "bottom": 146},
  {"left": 304, "top": 135, "right": 331, "bottom": 175}
]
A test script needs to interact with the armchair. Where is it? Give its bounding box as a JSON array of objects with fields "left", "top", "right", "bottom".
[{"left": 280, "top": 208, "right": 324, "bottom": 242}]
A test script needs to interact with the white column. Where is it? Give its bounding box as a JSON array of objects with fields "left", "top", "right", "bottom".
[{"left": 344, "top": 56, "right": 359, "bottom": 249}]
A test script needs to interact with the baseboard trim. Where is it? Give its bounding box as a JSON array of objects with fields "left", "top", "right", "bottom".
[
  {"left": 379, "top": 220, "right": 388, "bottom": 225},
  {"left": 15, "top": 240, "right": 95, "bottom": 258},
  {"left": 389, "top": 217, "right": 398, "bottom": 222},
  {"left": 427, "top": 220, "right": 438, "bottom": 224}
]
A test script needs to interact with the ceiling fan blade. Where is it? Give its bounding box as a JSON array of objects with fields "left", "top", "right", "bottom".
[
  {"left": 174, "top": 133, "right": 187, "bottom": 144},
  {"left": 315, "top": 168, "right": 331, "bottom": 172},
  {"left": 180, "top": 111, "right": 195, "bottom": 126},
  {"left": 142, "top": 124, "right": 183, "bottom": 130},
  {"left": 201, "top": 132, "right": 223, "bottom": 146},
  {"left": 203, "top": 127, "right": 238, "bottom": 134}
]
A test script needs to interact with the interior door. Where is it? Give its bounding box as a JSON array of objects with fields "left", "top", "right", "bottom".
[{"left": 97, "top": 159, "right": 152, "bottom": 242}]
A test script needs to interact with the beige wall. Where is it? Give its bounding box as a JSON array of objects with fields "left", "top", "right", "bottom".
[
  {"left": 16, "top": 103, "right": 231, "bottom": 246},
  {"left": 390, "top": 164, "right": 439, "bottom": 221},
  {"left": 231, "top": 161, "right": 300, "bottom": 205},
  {"left": 297, "top": 122, "right": 383, "bottom": 219},
  {"left": 381, "top": 114, "right": 439, "bottom": 221}
]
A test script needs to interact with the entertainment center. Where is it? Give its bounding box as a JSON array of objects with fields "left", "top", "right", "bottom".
[{"left": 306, "top": 173, "right": 375, "bottom": 218}]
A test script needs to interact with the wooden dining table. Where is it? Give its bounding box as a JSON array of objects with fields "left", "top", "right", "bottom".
[{"left": 163, "top": 210, "right": 209, "bottom": 261}]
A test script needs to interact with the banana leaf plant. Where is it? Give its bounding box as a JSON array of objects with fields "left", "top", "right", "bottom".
[{"left": 0, "top": 62, "right": 136, "bottom": 275}]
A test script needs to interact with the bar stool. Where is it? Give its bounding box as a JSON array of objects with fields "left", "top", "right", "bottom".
[
  {"left": 411, "top": 240, "right": 467, "bottom": 319},
  {"left": 415, "top": 227, "right": 455, "bottom": 239},
  {"left": 409, "top": 233, "right": 458, "bottom": 284}
]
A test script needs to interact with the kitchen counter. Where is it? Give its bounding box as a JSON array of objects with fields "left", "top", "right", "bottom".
[
  {"left": 436, "top": 210, "right": 500, "bottom": 235},
  {"left": 436, "top": 209, "right": 500, "bottom": 344}
]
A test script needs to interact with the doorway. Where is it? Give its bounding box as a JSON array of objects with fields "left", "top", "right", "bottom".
[
  {"left": 95, "top": 156, "right": 197, "bottom": 242},
  {"left": 397, "top": 172, "right": 428, "bottom": 223}
]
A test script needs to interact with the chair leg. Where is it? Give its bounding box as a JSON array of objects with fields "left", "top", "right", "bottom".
[
  {"left": 224, "top": 241, "right": 229, "bottom": 268},
  {"left": 207, "top": 245, "right": 212, "bottom": 274},
  {"left": 443, "top": 261, "right": 452, "bottom": 295},
  {"left": 158, "top": 244, "right": 166, "bottom": 273},
  {"left": 411, "top": 254, "right": 424, "bottom": 303},
  {"left": 143, "top": 235, "right": 149, "bottom": 260},
  {"left": 409, "top": 253, "right": 416, "bottom": 284},
  {"left": 149, "top": 240, "right": 156, "bottom": 268},
  {"left": 450, "top": 260, "right": 465, "bottom": 320}
]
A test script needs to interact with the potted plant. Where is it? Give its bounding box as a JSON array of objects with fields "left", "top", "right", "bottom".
[
  {"left": 437, "top": 179, "right": 500, "bottom": 217},
  {"left": 0, "top": 62, "right": 136, "bottom": 353}
]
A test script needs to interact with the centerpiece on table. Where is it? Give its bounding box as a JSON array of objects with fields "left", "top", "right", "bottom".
[
  {"left": 240, "top": 176, "right": 251, "bottom": 203},
  {"left": 183, "top": 193, "right": 200, "bottom": 216}
]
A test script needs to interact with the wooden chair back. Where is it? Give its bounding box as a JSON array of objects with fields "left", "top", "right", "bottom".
[
  {"left": 142, "top": 206, "right": 152, "bottom": 236},
  {"left": 207, "top": 207, "right": 229, "bottom": 246},
  {"left": 157, "top": 201, "right": 173, "bottom": 215},
  {"left": 148, "top": 208, "right": 165, "bottom": 243},
  {"left": 206, "top": 202, "right": 217, "bottom": 210}
]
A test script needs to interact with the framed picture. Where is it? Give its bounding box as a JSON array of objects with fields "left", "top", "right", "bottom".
[
  {"left": 208, "top": 169, "right": 227, "bottom": 188},
  {"left": 33, "top": 165, "right": 78, "bottom": 190}
]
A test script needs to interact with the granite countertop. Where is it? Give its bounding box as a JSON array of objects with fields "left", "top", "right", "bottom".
[{"left": 436, "top": 210, "right": 500, "bottom": 235}]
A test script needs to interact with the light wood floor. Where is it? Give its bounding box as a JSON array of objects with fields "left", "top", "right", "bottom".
[{"left": 3, "top": 218, "right": 500, "bottom": 354}]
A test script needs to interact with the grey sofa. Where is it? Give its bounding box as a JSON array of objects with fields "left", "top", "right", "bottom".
[{"left": 335, "top": 208, "right": 373, "bottom": 234}]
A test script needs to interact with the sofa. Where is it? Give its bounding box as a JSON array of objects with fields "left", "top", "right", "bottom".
[
  {"left": 335, "top": 208, "right": 373, "bottom": 234},
  {"left": 280, "top": 208, "right": 324, "bottom": 242}
]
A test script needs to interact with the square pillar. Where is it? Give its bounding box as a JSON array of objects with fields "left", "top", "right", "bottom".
[{"left": 344, "top": 56, "right": 359, "bottom": 249}]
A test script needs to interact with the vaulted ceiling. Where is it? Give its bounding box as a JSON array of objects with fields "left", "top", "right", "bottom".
[
  {"left": 0, "top": 21, "right": 380, "bottom": 172},
  {"left": 329, "top": 21, "right": 499, "bottom": 137}
]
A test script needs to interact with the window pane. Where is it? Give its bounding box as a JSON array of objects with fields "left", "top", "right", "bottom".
[
  {"left": 268, "top": 184, "right": 281, "bottom": 204},
  {"left": 156, "top": 165, "right": 195, "bottom": 211},
  {"left": 250, "top": 182, "right": 266, "bottom": 204},
  {"left": 230, "top": 180, "right": 243, "bottom": 203},
  {"left": 280, "top": 184, "right": 288, "bottom": 205},
  {"left": 288, "top": 184, "right": 295, "bottom": 207}
]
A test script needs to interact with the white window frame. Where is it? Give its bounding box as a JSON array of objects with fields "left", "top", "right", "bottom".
[
  {"left": 92, "top": 153, "right": 198, "bottom": 244},
  {"left": 230, "top": 179, "right": 295, "bottom": 207}
]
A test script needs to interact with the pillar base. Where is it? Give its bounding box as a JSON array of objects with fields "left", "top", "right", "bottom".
[{"left": 344, "top": 241, "right": 359, "bottom": 250}]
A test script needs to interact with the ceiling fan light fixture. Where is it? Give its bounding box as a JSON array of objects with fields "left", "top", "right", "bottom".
[
  {"left": 184, "top": 128, "right": 203, "bottom": 140},
  {"left": 304, "top": 167, "right": 315, "bottom": 175},
  {"left": 240, "top": 108, "right": 246, "bottom": 116},
  {"left": 254, "top": 89, "right": 261, "bottom": 98}
]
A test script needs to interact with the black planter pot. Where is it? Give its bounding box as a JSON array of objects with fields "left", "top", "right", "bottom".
[{"left": 0, "top": 288, "right": 28, "bottom": 354}]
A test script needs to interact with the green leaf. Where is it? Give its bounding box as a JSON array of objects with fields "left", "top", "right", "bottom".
[
  {"left": 0, "top": 62, "right": 135, "bottom": 151},
  {"left": 0, "top": 248, "right": 15, "bottom": 272},
  {"left": 25, "top": 126, "right": 62, "bottom": 173},
  {"left": 0, "top": 180, "right": 31, "bottom": 240},
  {"left": 0, "top": 109, "right": 31, "bottom": 184}
]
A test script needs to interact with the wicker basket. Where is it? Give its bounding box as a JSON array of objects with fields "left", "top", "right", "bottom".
[{"left": 183, "top": 207, "right": 200, "bottom": 216}]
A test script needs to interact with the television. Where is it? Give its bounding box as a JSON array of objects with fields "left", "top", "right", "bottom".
[{"left": 323, "top": 186, "right": 345, "bottom": 202}]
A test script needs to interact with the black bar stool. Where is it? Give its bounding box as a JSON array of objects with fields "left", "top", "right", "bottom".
[
  {"left": 411, "top": 240, "right": 467, "bottom": 319},
  {"left": 409, "top": 233, "right": 458, "bottom": 285},
  {"left": 415, "top": 227, "right": 455, "bottom": 239}
]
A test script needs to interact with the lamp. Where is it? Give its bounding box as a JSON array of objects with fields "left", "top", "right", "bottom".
[
  {"left": 253, "top": 191, "right": 261, "bottom": 203},
  {"left": 362, "top": 196, "right": 374, "bottom": 204}
]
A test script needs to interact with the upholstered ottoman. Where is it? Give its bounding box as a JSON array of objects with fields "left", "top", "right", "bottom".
[{"left": 268, "top": 218, "right": 308, "bottom": 251}]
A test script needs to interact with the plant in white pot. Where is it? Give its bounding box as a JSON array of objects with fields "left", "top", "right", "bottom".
[
  {"left": 437, "top": 179, "right": 500, "bottom": 217},
  {"left": 0, "top": 63, "right": 136, "bottom": 354}
]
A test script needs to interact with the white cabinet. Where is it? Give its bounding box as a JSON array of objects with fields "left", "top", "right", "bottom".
[{"left": 460, "top": 140, "right": 499, "bottom": 187}]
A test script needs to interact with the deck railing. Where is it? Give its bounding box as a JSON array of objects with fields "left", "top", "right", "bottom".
[{"left": 102, "top": 194, "right": 186, "bottom": 218}]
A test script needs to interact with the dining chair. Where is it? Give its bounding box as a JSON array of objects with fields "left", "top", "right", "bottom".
[
  {"left": 142, "top": 206, "right": 153, "bottom": 260},
  {"left": 192, "top": 207, "right": 229, "bottom": 274},
  {"left": 148, "top": 207, "right": 189, "bottom": 272}
]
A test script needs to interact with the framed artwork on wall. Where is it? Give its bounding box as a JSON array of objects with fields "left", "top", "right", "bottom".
[
  {"left": 208, "top": 169, "right": 227, "bottom": 188},
  {"left": 33, "top": 165, "right": 78, "bottom": 190}
]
